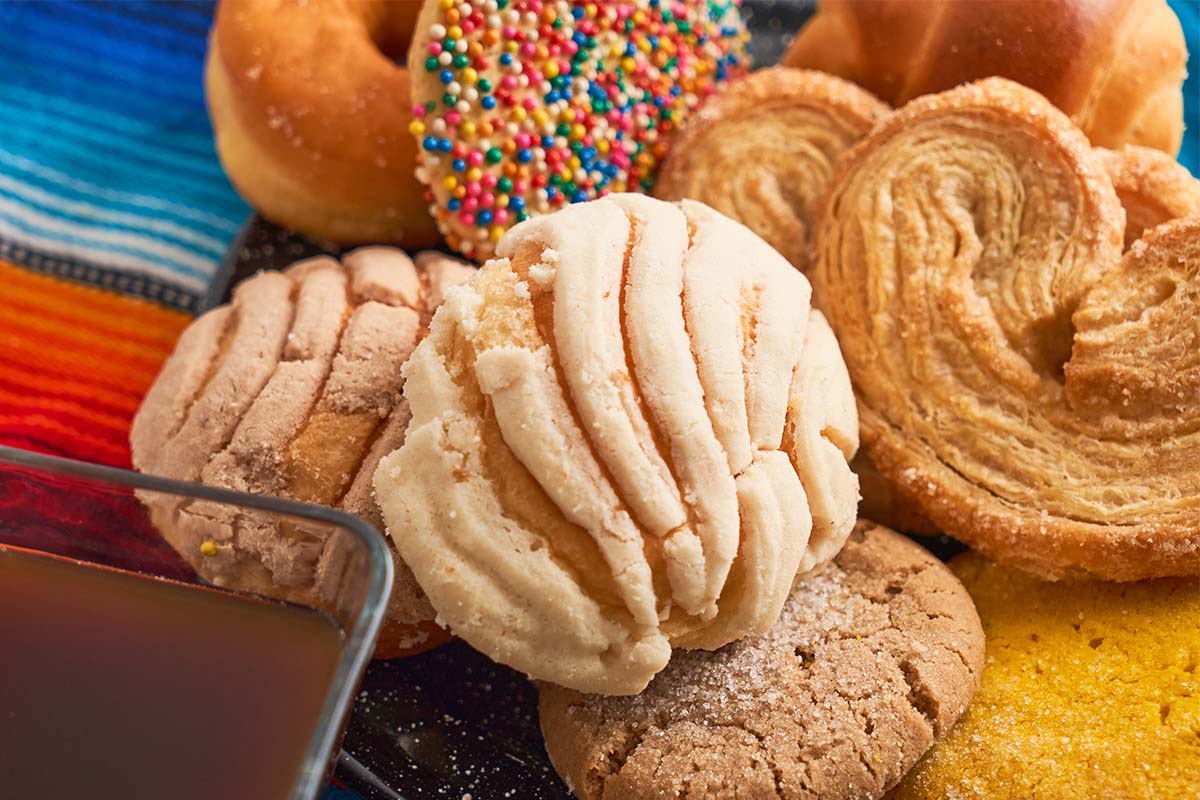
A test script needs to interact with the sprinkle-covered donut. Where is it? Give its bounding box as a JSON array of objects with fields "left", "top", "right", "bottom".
[{"left": 407, "top": 0, "right": 750, "bottom": 259}]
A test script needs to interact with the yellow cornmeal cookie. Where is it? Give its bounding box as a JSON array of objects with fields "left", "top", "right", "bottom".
[{"left": 890, "top": 554, "right": 1200, "bottom": 800}]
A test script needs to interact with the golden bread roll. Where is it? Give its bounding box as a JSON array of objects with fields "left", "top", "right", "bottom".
[
  {"left": 655, "top": 67, "right": 889, "bottom": 272},
  {"left": 374, "top": 194, "right": 860, "bottom": 694},
  {"left": 784, "top": 0, "right": 1187, "bottom": 155},
  {"left": 811, "top": 78, "right": 1200, "bottom": 582},
  {"left": 206, "top": 0, "right": 438, "bottom": 245},
  {"left": 131, "top": 247, "right": 474, "bottom": 657},
  {"left": 1096, "top": 144, "right": 1200, "bottom": 247}
]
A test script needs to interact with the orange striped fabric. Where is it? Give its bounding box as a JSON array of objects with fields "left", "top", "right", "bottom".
[{"left": 0, "top": 260, "right": 190, "bottom": 468}]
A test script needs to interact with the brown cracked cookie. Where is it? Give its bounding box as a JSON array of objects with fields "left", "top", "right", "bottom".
[{"left": 538, "top": 522, "right": 984, "bottom": 800}]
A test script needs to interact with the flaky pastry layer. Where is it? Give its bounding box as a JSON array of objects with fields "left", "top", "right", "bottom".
[
  {"left": 655, "top": 67, "right": 888, "bottom": 273},
  {"left": 812, "top": 78, "right": 1200, "bottom": 581}
]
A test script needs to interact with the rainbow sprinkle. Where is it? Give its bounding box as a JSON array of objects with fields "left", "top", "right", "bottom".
[{"left": 410, "top": 0, "right": 749, "bottom": 258}]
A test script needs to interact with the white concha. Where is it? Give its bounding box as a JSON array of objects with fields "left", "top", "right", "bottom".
[{"left": 375, "top": 194, "right": 861, "bottom": 695}]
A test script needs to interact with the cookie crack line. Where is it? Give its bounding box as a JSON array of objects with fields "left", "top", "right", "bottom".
[
  {"left": 741, "top": 723, "right": 786, "bottom": 799},
  {"left": 538, "top": 524, "right": 985, "bottom": 800}
]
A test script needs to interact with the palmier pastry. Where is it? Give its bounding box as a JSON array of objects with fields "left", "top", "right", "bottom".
[
  {"left": 374, "top": 194, "right": 860, "bottom": 694},
  {"left": 131, "top": 247, "right": 475, "bottom": 657},
  {"left": 206, "top": 0, "right": 439, "bottom": 245},
  {"left": 811, "top": 78, "right": 1200, "bottom": 582},
  {"left": 655, "top": 67, "right": 888, "bottom": 273},
  {"left": 1097, "top": 144, "right": 1200, "bottom": 247},
  {"left": 784, "top": 0, "right": 1187, "bottom": 154},
  {"left": 856, "top": 142, "right": 1200, "bottom": 539}
]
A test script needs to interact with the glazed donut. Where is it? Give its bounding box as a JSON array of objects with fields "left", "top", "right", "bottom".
[
  {"left": 406, "top": 0, "right": 750, "bottom": 260},
  {"left": 206, "top": 0, "right": 439, "bottom": 246}
]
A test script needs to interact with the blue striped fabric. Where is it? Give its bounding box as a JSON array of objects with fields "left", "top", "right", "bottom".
[{"left": 0, "top": 0, "right": 247, "bottom": 312}]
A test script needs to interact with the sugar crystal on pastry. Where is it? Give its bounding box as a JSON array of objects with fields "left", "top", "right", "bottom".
[
  {"left": 540, "top": 523, "right": 986, "bottom": 800},
  {"left": 374, "top": 194, "right": 860, "bottom": 694}
]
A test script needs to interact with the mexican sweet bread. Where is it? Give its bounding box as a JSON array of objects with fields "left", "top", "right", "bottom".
[
  {"left": 811, "top": 77, "right": 1200, "bottom": 582},
  {"left": 655, "top": 67, "right": 889, "bottom": 273},
  {"left": 206, "top": 0, "right": 438, "bottom": 245},
  {"left": 784, "top": 0, "right": 1187, "bottom": 155},
  {"left": 131, "top": 247, "right": 474, "bottom": 657},
  {"left": 374, "top": 194, "right": 861, "bottom": 695}
]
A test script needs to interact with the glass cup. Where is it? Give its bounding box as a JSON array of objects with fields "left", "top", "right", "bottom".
[{"left": 0, "top": 444, "right": 393, "bottom": 800}]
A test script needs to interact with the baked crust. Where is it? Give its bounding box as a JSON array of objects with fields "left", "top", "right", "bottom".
[
  {"left": 811, "top": 78, "right": 1200, "bottom": 581},
  {"left": 131, "top": 247, "right": 474, "bottom": 656},
  {"left": 206, "top": 0, "right": 438, "bottom": 245},
  {"left": 1096, "top": 144, "right": 1200, "bottom": 247},
  {"left": 374, "top": 195, "right": 860, "bottom": 694},
  {"left": 539, "top": 522, "right": 985, "bottom": 800},
  {"left": 655, "top": 68, "right": 889, "bottom": 273},
  {"left": 783, "top": 0, "right": 1187, "bottom": 155}
]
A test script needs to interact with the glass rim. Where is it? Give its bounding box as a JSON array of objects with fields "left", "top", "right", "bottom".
[{"left": 0, "top": 444, "right": 395, "bottom": 800}]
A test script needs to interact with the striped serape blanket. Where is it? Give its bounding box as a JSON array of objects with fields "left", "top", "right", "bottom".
[{"left": 0, "top": 0, "right": 246, "bottom": 468}]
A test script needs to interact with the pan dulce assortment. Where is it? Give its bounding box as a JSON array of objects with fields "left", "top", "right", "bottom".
[{"left": 132, "top": 0, "right": 1199, "bottom": 796}]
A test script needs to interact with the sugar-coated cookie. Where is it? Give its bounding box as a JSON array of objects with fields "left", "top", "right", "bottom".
[
  {"left": 539, "top": 522, "right": 985, "bottom": 799},
  {"left": 891, "top": 554, "right": 1200, "bottom": 799}
]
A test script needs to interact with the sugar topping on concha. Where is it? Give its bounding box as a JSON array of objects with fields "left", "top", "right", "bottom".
[
  {"left": 374, "top": 194, "right": 860, "bottom": 695},
  {"left": 407, "top": 0, "right": 750, "bottom": 260}
]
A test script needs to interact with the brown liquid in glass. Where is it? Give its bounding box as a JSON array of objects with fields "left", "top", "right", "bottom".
[{"left": 0, "top": 545, "right": 343, "bottom": 800}]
